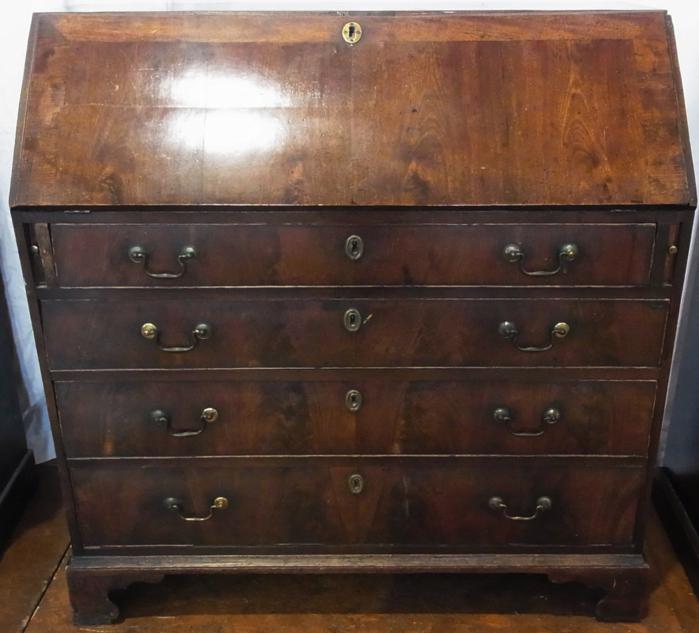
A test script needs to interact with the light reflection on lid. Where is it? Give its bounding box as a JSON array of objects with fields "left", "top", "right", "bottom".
[
  {"left": 162, "top": 70, "right": 289, "bottom": 156},
  {"left": 163, "top": 69, "right": 291, "bottom": 109}
]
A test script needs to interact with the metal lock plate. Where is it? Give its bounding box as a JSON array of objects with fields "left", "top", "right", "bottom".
[
  {"left": 342, "top": 21, "right": 362, "bottom": 44},
  {"left": 345, "top": 235, "right": 364, "bottom": 260},
  {"left": 345, "top": 389, "right": 363, "bottom": 412},
  {"left": 343, "top": 308, "right": 362, "bottom": 332},
  {"left": 348, "top": 473, "right": 364, "bottom": 494}
]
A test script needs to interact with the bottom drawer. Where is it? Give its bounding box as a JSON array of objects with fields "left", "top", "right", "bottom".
[{"left": 71, "top": 458, "right": 644, "bottom": 550}]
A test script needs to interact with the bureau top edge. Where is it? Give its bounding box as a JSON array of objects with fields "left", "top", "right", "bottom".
[{"left": 9, "top": 204, "right": 698, "bottom": 215}]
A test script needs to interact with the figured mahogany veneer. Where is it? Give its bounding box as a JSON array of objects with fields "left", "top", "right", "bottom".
[
  {"left": 70, "top": 457, "right": 644, "bottom": 549},
  {"left": 10, "top": 10, "right": 696, "bottom": 625},
  {"left": 42, "top": 298, "right": 669, "bottom": 369},
  {"left": 10, "top": 13, "right": 693, "bottom": 208},
  {"left": 50, "top": 223, "right": 657, "bottom": 287},
  {"left": 55, "top": 379, "right": 656, "bottom": 457}
]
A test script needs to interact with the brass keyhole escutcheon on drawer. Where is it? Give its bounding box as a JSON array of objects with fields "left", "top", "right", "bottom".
[
  {"left": 345, "top": 235, "right": 364, "bottom": 260},
  {"left": 348, "top": 473, "right": 364, "bottom": 494},
  {"left": 345, "top": 389, "right": 363, "bottom": 412},
  {"left": 343, "top": 308, "right": 362, "bottom": 332},
  {"left": 342, "top": 21, "right": 362, "bottom": 44}
]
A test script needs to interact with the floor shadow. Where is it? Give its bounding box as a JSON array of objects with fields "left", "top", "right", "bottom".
[{"left": 1, "top": 463, "right": 64, "bottom": 557}]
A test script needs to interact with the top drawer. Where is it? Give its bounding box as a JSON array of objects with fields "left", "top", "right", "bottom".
[{"left": 50, "top": 223, "right": 656, "bottom": 287}]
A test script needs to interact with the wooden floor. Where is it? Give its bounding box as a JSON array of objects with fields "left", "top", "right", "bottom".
[{"left": 3, "top": 464, "right": 699, "bottom": 633}]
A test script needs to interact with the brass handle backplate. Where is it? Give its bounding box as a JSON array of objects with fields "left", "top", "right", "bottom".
[
  {"left": 140, "top": 322, "right": 211, "bottom": 353},
  {"left": 345, "top": 235, "right": 364, "bottom": 261},
  {"left": 345, "top": 389, "right": 363, "bottom": 412},
  {"left": 348, "top": 473, "right": 364, "bottom": 494},
  {"left": 151, "top": 407, "right": 218, "bottom": 438},
  {"left": 503, "top": 242, "right": 578, "bottom": 277},
  {"left": 163, "top": 495, "right": 229, "bottom": 522},
  {"left": 488, "top": 495, "right": 552, "bottom": 521},
  {"left": 498, "top": 320, "right": 570, "bottom": 352},
  {"left": 128, "top": 245, "right": 196, "bottom": 279},
  {"left": 493, "top": 406, "right": 561, "bottom": 437}
]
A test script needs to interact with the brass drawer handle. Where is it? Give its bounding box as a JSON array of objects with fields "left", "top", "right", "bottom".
[
  {"left": 128, "top": 245, "right": 196, "bottom": 279},
  {"left": 345, "top": 389, "right": 363, "bottom": 412},
  {"left": 488, "top": 495, "right": 552, "bottom": 521},
  {"left": 492, "top": 406, "right": 561, "bottom": 437},
  {"left": 348, "top": 473, "right": 364, "bottom": 494},
  {"left": 498, "top": 321, "right": 570, "bottom": 352},
  {"left": 140, "top": 322, "right": 211, "bottom": 353},
  {"left": 163, "top": 496, "right": 228, "bottom": 522},
  {"left": 150, "top": 407, "right": 218, "bottom": 438},
  {"left": 345, "top": 235, "right": 364, "bottom": 261},
  {"left": 503, "top": 242, "right": 578, "bottom": 277}
]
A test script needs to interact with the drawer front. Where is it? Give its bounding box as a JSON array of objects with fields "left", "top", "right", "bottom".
[
  {"left": 51, "top": 223, "right": 655, "bottom": 287},
  {"left": 56, "top": 380, "right": 656, "bottom": 457},
  {"left": 71, "top": 458, "right": 643, "bottom": 549},
  {"left": 42, "top": 298, "right": 668, "bottom": 370}
]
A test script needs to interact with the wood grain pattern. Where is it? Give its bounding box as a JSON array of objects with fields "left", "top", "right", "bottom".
[
  {"left": 41, "top": 297, "right": 669, "bottom": 370},
  {"left": 55, "top": 379, "right": 657, "bottom": 457},
  {"left": 70, "top": 457, "right": 644, "bottom": 549},
  {"left": 10, "top": 11, "right": 693, "bottom": 207},
  {"left": 9, "top": 10, "right": 697, "bottom": 624},
  {"left": 50, "top": 222, "right": 656, "bottom": 287}
]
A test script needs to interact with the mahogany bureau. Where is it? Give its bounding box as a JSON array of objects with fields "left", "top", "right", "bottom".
[{"left": 10, "top": 10, "right": 696, "bottom": 624}]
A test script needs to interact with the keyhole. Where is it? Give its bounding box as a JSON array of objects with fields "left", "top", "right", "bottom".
[
  {"left": 345, "top": 235, "right": 364, "bottom": 260},
  {"left": 342, "top": 21, "right": 362, "bottom": 45},
  {"left": 344, "top": 308, "right": 362, "bottom": 332},
  {"left": 348, "top": 473, "right": 364, "bottom": 494},
  {"left": 345, "top": 389, "right": 363, "bottom": 412}
]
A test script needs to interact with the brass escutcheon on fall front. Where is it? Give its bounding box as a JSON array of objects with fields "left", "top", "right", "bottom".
[{"left": 342, "top": 21, "right": 363, "bottom": 44}]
